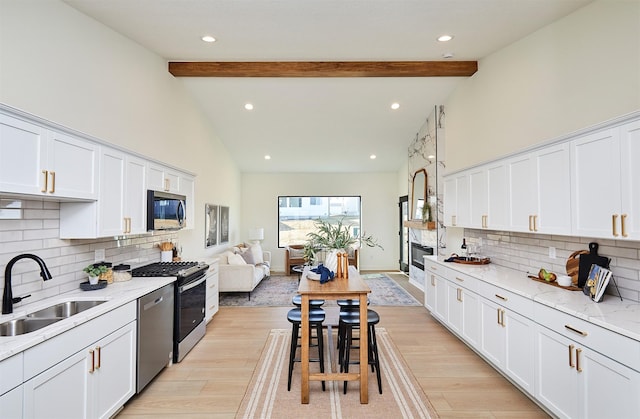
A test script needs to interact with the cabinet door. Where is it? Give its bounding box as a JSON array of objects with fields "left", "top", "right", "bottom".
[
  {"left": 535, "top": 143, "right": 571, "bottom": 235},
  {"left": 206, "top": 268, "right": 220, "bottom": 322},
  {"left": 504, "top": 310, "right": 535, "bottom": 395},
  {"left": 461, "top": 289, "right": 480, "bottom": 348},
  {"left": 94, "top": 322, "right": 136, "bottom": 419},
  {"left": 581, "top": 345, "right": 640, "bottom": 419},
  {"left": 535, "top": 325, "right": 579, "bottom": 419},
  {"left": 124, "top": 156, "right": 148, "bottom": 234},
  {"left": 619, "top": 120, "right": 640, "bottom": 240},
  {"left": 468, "top": 168, "right": 487, "bottom": 229},
  {"left": 424, "top": 270, "right": 437, "bottom": 312},
  {"left": 480, "top": 298, "right": 505, "bottom": 367},
  {"left": 455, "top": 173, "right": 470, "bottom": 227},
  {"left": 508, "top": 154, "right": 536, "bottom": 232},
  {"left": 0, "top": 386, "right": 23, "bottom": 419},
  {"left": 443, "top": 176, "right": 457, "bottom": 227},
  {"left": 148, "top": 163, "right": 180, "bottom": 193},
  {"left": 446, "top": 282, "right": 463, "bottom": 335},
  {"left": 0, "top": 114, "right": 47, "bottom": 195},
  {"left": 571, "top": 128, "right": 621, "bottom": 238},
  {"left": 434, "top": 274, "right": 448, "bottom": 322},
  {"left": 99, "top": 147, "right": 126, "bottom": 236},
  {"left": 47, "top": 130, "right": 98, "bottom": 200},
  {"left": 486, "top": 162, "right": 509, "bottom": 230},
  {"left": 23, "top": 347, "right": 91, "bottom": 419}
]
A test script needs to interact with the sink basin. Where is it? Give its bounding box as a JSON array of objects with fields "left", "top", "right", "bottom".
[
  {"left": 0, "top": 317, "right": 62, "bottom": 337},
  {"left": 26, "top": 300, "right": 106, "bottom": 319}
]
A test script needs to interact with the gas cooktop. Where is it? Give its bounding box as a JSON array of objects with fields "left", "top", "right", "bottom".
[{"left": 131, "top": 261, "right": 208, "bottom": 278}]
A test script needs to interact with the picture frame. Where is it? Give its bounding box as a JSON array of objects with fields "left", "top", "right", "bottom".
[
  {"left": 205, "top": 204, "right": 218, "bottom": 248},
  {"left": 220, "top": 206, "right": 229, "bottom": 244}
]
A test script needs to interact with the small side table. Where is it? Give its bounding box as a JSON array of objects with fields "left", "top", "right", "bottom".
[{"left": 291, "top": 265, "right": 304, "bottom": 283}]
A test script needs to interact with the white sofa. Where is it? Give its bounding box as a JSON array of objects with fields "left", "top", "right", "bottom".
[{"left": 218, "top": 244, "right": 271, "bottom": 299}]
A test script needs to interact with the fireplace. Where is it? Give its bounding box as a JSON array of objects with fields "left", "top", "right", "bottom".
[{"left": 411, "top": 242, "right": 434, "bottom": 270}]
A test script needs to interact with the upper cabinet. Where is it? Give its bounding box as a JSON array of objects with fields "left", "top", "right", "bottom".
[
  {"left": 572, "top": 121, "right": 640, "bottom": 240},
  {"left": 148, "top": 163, "right": 181, "bottom": 194},
  {"left": 0, "top": 114, "right": 98, "bottom": 200},
  {"left": 444, "top": 114, "right": 639, "bottom": 241}
]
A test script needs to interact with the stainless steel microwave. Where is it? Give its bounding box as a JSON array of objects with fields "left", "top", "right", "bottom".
[{"left": 147, "top": 190, "right": 186, "bottom": 231}]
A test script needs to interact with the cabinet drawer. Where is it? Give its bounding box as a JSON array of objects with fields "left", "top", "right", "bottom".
[
  {"left": 477, "top": 280, "right": 534, "bottom": 318},
  {"left": 446, "top": 270, "right": 479, "bottom": 293},
  {"left": 207, "top": 264, "right": 219, "bottom": 276},
  {"left": 424, "top": 262, "right": 454, "bottom": 280},
  {"left": 534, "top": 303, "right": 640, "bottom": 371},
  {"left": 0, "top": 353, "right": 23, "bottom": 395}
]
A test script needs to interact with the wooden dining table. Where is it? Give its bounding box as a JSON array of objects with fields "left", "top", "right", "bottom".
[{"left": 297, "top": 265, "right": 371, "bottom": 404}]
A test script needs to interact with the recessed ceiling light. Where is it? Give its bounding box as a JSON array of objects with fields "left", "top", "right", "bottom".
[
  {"left": 442, "top": 52, "right": 454, "bottom": 59},
  {"left": 437, "top": 35, "right": 453, "bottom": 42},
  {"left": 201, "top": 35, "right": 216, "bottom": 43},
  {"left": 370, "top": 154, "right": 377, "bottom": 160},
  {"left": 244, "top": 103, "right": 254, "bottom": 110},
  {"left": 264, "top": 155, "right": 271, "bottom": 160},
  {"left": 391, "top": 103, "right": 400, "bottom": 110}
]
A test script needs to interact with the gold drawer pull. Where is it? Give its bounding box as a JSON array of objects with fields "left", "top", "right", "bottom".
[
  {"left": 96, "top": 346, "right": 101, "bottom": 370},
  {"left": 612, "top": 214, "right": 619, "bottom": 237},
  {"left": 565, "top": 324, "right": 587, "bottom": 337},
  {"left": 495, "top": 294, "right": 507, "bottom": 301},
  {"left": 41, "top": 170, "right": 48, "bottom": 192},
  {"left": 455, "top": 276, "right": 464, "bottom": 282},
  {"left": 49, "top": 171, "right": 55, "bottom": 193},
  {"left": 576, "top": 348, "right": 583, "bottom": 372},
  {"left": 89, "top": 349, "right": 95, "bottom": 373},
  {"left": 569, "top": 344, "right": 575, "bottom": 368},
  {"left": 621, "top": 214, "right": 628, "bottom": 237},
  {"left": 431, "top": 274, "right": 435, "bottom": 286}
]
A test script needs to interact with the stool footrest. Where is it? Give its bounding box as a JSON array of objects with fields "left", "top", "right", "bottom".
[{"left": 310, "top": 372, "right": 360, "bottom": 381}]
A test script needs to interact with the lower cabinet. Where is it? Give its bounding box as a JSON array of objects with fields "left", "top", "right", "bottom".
[
  {"left": 205, "top": 260, "right": 220, "bottom": 323},
  {"left": 0, "top": 386, "right": 23, "bottom": 418},
  {"left": 23, "top": 321, "right": 136, "bottom": 419},
  {"left": 536, "top": 323, "right": 640, "bottom": 419}
]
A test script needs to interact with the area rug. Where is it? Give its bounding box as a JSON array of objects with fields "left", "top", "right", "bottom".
[
  {"left": 220, "top": 273, "right": 421, "bottom": 307},
  {"left": 236, "top": 328, "right": 438, "bottom": 419}
]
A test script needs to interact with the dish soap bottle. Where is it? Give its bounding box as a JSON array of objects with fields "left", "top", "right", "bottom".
[{"left": 461, "top": 238, "right": 468, "bottom": 259}]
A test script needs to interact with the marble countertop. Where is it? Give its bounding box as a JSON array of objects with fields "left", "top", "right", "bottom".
[
  {"left": 0, "top": 277, "right": 175, "bottom": 362},
  {"left": 427, "top": 256, "right": 640, "bottom": 342}
]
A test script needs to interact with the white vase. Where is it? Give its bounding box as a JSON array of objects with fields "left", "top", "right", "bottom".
[
  {"left": 88, "top": 274, "right": 99, "bottom": 285},
  {"left": 324, "top": 249, "right": 344, "bottom": 273}
]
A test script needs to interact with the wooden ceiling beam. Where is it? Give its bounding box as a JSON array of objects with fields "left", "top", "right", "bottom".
[{"left": 168, "top": 61, "right": 477, "bottom": 77}]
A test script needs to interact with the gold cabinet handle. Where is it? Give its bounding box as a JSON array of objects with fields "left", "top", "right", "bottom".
[
  {"left": 452, "top": 215, "right": 457, "bottom": 226},
  {"left": 96, "top": 346, "right": 101, "bottom": 370},
  {"left": 89, "top": 349, "right": 95, "bottom": 373},
  {"left": 41, "top": 170, "right": 48, "bottom": 192},
  {"left": 528, "top": 215, "right": 533, "bottom": 231},
  {"left": 612, "top": 214, "right": 619, "bottom": 237},
  {"left": 430, "top": 266, "right": 438, "bottom": 271},
  {"left": 164, "top": 178, "right": 170, "bottom": 191},
  {"left": 564, "top": 324, "right": 587, "bottom": 337},
  {"left": 457, "top": 288, "right": 462, "bottom": 302},
  {"left": 621, "top": 214, "right": 628, "bottom": 237},
  {"left": 430, "top": 274, "right": 435, "bottom": 286},
  {"left": 501, "top": 309, "right": 506, "bottom": 327},
  {"left": 483, "top": 215, "right": 488, "bottom": 228},
  {"left": 533, "top": 215, "right": 538, "bottom": 231},
  {"left": 49, "top": 171, "right": 55, "bottom": 193},
  {"left": 455, "top": 276, "right": 464, "bottom": 282},
  {"left": 209, "top": 304, "right": 216, "bottom": 311},
  {"left": 497, "top": 308, "right": 501, "bottom": 325},
  {"left": 569, "top": 344, "right": 575, "bottom": 368},
  {"left": 576, "top": 348, "right": 582, "bottom": 372},
  {"left": 495, "top": 294, "right": 507, "bottom": 301}
]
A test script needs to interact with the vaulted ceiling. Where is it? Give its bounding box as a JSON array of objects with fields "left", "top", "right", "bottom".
[{"left": 63, "top": 0, "right": 593, "bottom": 173}]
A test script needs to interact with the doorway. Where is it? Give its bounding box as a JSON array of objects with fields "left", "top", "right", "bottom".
[{"left": 398, "top": 195, "right": 409, "bottom": 272}]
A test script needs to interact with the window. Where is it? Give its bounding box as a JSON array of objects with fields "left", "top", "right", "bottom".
[{"left": 278, "top": 196, "right": 362, "bottom": 247}]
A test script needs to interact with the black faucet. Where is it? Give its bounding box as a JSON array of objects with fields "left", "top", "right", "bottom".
[{"left": 2, "top": 254, "right": 53, "bottom": 314}]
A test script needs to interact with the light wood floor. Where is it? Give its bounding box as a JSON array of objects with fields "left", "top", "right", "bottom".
[{"left": 118, "top": 277, "right": 549, "bottom": 418}]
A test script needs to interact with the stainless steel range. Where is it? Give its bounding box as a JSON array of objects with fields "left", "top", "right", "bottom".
[{"left": 132, "top": 261, "right": 209, "bottom": 363}]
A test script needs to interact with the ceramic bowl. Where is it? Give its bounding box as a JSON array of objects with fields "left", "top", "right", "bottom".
[{"left": 556, "top": 274, "right": 572, "bottom": 287}]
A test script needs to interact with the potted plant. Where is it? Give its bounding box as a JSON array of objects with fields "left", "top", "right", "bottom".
[
  {"left": 83, "top": 264, "right": 108, "bottom": 285},
  {"left": 305, "top": 217, "right": 382, "bottom": 271}
]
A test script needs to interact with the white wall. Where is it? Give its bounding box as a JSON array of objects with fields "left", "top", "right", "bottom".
[
  {"left": 0, "top": 0, "right": 242, "bottom": 259},
  {"left": 240, "top": 172, "right": 399, "bottom": 272},
  {"left": 445, "top": 0, "right": 640, "bottom": 172}
]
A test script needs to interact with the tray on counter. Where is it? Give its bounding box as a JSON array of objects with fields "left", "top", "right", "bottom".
[
  {"left": 448, "top": 256, "right": 491, "bottom": 265},
  {"left": 527, "top": 275, "right": 582, "bottom": 291}
]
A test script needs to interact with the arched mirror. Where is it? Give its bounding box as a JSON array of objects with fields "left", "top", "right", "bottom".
[{"left": 411, "top": 169, "right": 427, "bottom": 220}]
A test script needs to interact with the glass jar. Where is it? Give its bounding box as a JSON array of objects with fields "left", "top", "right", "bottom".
[
  {"left": 112, "top": 264, "right": 132, "bottom": 282},
  {"left": 96, "top": 262, "right": 113, "bottom": 284}
]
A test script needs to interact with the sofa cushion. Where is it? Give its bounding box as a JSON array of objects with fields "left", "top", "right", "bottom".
[{"left": 228, "top": 253, "right": 247, "bottom": 265}]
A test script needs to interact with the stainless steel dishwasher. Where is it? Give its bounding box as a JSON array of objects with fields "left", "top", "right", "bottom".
[{"left": 137, "top": 283, "right": 174, "bottom": 393}]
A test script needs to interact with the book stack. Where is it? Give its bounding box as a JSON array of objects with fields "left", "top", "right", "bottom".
[{"left": 585, "top": 264, "right": 613, "bottom": 303}]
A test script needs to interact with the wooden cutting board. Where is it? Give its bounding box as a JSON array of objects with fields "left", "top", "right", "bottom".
[{"left": 566, "top": 249, "right": 588, "bottom": 285}]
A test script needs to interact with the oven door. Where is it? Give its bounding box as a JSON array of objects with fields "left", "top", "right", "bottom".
[{"left": 175, "top": 273, "right": 206, "bottom": 343}]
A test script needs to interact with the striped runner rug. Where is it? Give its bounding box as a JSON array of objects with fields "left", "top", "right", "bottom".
[{"left": 236, "top": 328, "right": 438, "bottom": 419}]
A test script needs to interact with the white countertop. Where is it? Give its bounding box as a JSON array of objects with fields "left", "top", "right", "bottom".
[
  {"left": 427, "top": 256, "right": 640, "bottom": 342},
  {"left": 0, "top": 277, "right": 174, "bottom": 362}
]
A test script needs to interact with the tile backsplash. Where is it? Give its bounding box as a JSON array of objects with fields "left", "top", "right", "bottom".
[
  {"left": 464, "top": 229, "right": 640, "bottom": 302},
  {"left": 0, "top": 199, "right": 178, "bottom": 311}
]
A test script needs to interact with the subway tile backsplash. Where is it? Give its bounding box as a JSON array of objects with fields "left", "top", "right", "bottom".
[
  {"left": 464, "top": 229, "right": 640, "bottom": 303},
  {"left": 0, "top": 199, "right": 178, "bottom": 311}
]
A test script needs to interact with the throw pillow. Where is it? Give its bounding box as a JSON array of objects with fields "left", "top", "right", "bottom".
[
  {"left": 288, "top": 246, "right": 305, "bottom": 258},
  {"left": 238, "top": 247, "right": 256, "bottom": 265},
  {"left": 228, "top": 253, "right": 247, "bottom": 265},
  {"left": 249, "top": 243, "right": 264, "bottom": 264},
  {"left": 217, "top": 250, "right": 235, "bottom": 265}
]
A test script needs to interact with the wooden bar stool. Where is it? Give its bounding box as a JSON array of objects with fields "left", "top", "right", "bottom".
[
  {"left": 287, "top": 307, "right": 326, "bottom": 391},
  {"left": 291, "top": 294, "right": 325, "bottom": 308},
  {"left": 338, "top": 309, "right": 382, "bottom": 394}
]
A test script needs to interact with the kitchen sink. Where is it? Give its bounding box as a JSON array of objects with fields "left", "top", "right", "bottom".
[
  {"left": 26, "top": 300, "right": 106, "bottom": 319},
  {"left": 0, "top": 317, "right": 63, "bottom": 337}
]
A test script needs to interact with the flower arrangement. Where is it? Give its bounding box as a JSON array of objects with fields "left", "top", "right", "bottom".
[{"left": 303, "top": 217, "right": 382, "bottom": 264}]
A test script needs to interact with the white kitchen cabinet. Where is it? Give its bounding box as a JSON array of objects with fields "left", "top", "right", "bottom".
[
  {"left": 148, "top": 163, "right": 181, "bottom": 193},
  {"left": 536, "top": 324, "right": 640, "bottom": 419},
  {"left": 205, "top": 260, "right": 220, "bottom": 323},
  {"left": 618, "top": 120, "right": 640, "bottom": 240},
  {"left": 0, "top": 113, "right": 98, "bottom": 200},
  {"left": 508, "top": 153, "right": 536, "bottom": 232},
  {"left": 60, "top": 147, "right": 147, "bottom": 238},
  {"left": 434, "top": 271, "right": 448, "bottom": 322},
  {"left": 424, "top": 268, "right": 437, "bottom": 313},
  {"left": 0, "top": 386, "right": 23, "bottom": 419},
  {"left": 486, "top": 162, "right": 509, "bottom": 230},
  {"left": 443, "top": 172, "right": 469, "bottom": 227},
  {"left": 446, "top": 279, "right": 480, "bottom": 347},
  {"left": 468, "top": 167, "right": 488, "bottom": 229},
  {"left": 23, "top": 321, "right": 136, "bottom": 419}
]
